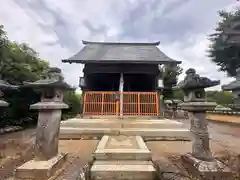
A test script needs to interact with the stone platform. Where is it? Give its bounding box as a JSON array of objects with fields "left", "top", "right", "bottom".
[
  {"left": 60, "top": 118, "right": 191, "bottom": 140},
  {"left": 91, "top": 135, "right": 156, "bottom": 180},
  {"left": 91, "top": 160, "right": 156, "bottom": 180},
  {"left": 94, "top": 135, "right": 151, "bottom": 161}
]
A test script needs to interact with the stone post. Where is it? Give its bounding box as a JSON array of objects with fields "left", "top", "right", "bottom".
[
  {"left": 178, "top": 68, "right": 231, "bottom": 180},
  {"left": 33, "top": 89, "right": 68, "bottom": 161},
  {"left": 15, "top": 67, "right": 74, "bottom": 180}
]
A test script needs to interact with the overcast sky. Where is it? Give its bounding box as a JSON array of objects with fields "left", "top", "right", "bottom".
[{"left": 0, "top": 0, "right": 239, "bottom": 90}]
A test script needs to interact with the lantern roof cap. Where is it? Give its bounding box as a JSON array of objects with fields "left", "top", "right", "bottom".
[{"left": 177, "top": 68, "right": 220, "bottom": 90}]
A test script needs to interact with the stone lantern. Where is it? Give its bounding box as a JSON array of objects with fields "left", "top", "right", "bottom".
[
  {"left": 222, "top": 67, "right": 240, "bottom": 111},
  {"left": 164, "top": 99, "right": 182, "bottom": 118},
  {"left": 177, "top": 68, "right": 231, "bottom": 179},
  {"left": 0, "top": 79, "right": 18, "bottom": 107},
  {"left": 15, "top": 67, "right": 74, "bottom": 180}
]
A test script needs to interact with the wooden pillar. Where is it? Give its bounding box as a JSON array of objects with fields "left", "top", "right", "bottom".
[
  {"left": 119, "top": 73, "right": 124, "bottom": 119},
  {"left": 80, "top": 90, "right": 85, "bottom": 117}
]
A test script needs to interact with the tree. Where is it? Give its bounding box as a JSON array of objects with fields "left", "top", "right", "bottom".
[
  {"left": 0, "top": 25, "right": 80, "bottom": 128},
  {"left": 0, "top": 25, "right": 50, "bottom": 127},
  {"left": 162, "top": 64, "right": 183, "bottom": 99},
  {"left": 206, "top": 90, "right": 233, "bottom": 105},
  {"left": 208, "top": 9, "right": 240, "bottom": 77},
  {"left": 171, "top": 90, "right": 233, "bottom": 105},
  {"left": 62, "top": 91, "right": 82, "bottom": 120}
]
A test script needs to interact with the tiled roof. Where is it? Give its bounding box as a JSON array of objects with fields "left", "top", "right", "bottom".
[{"left": 62, "top": 40, "right": 181, "bottom": 64}]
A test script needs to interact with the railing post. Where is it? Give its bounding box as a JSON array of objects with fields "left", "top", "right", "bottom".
[
  {"left": 119, "top": 73, "right": 124, "bottom": 119},
  {"left": 101, "top": 92, "right": 104, "bottom": 115},
  {"left": 82, "top": 91, "right": 86, "bottom": 116},
  {"left": 138, "top": 93, "right": 140, "bottom": 116},
  {"left": 156, "top": 92, "right": 159, "bottom": 116}
]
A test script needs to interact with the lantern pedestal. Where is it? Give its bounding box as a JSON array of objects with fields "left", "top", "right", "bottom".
[
  {"left": 14, "top": 67, "right": 73, "bottom": 180},
  {"left": 182, "top": 153, "right": 231, "bottom": 180},
  {"left": 181, "top": 102, "right": 231, "bottom": 179},
  {"left": 15, "top": 102, "right": 69, "bottom": 180}
]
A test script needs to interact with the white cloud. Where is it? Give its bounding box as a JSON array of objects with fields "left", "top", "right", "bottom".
[{"left": 0, "top": 0, "right": 239, "bottom": 91}]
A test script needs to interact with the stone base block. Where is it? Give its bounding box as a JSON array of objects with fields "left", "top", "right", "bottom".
[
  {"left": 91, "top": 160, "right": 156, "bottom": 180},
  {"left": 182, "top": 153, "right": 233, "bottom": 180},
  {"left": 94, "top": 136, "right": 151, "bottom": 161},
  {"left": 14, "top": 153, "right": 67, "bottom": 180}
]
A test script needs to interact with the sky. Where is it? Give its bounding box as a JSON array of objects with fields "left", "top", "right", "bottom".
[{"left": 0, "top": 0, "right": 240, "bottom": 91}]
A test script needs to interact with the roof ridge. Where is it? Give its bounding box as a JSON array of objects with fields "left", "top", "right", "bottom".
[{"left": 82, "top": 40, "right": 160, "bottom": 46}]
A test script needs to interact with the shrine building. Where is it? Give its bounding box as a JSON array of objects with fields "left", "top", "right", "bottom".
[{"left": 62, "top": 40, "right": 181, "bottom": 117}]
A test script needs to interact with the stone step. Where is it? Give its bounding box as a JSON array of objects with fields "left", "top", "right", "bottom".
[
  {"left": 90, "top": 160, "right": 156, "bottom": 180},
  {"left": 94, "top": 136, "right": 151, "bottom": 161},
  {"left": 59, "top": 127, "right": 191, "bottom": 140},
  {"left": 60, "top": 118, "right": 185, "bottom": 129},
  {"left": 94, "top": 149, "right": 152, "bottom": 161}
]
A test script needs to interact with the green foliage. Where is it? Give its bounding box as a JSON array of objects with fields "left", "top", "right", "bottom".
[
  {"left": 170, "top": 90, "right": 233, "bottom": 105},
  {"left": 162, "top": 64, "right": 183, "bottom": 99},
  {"left": 206, "top": 90, "right": 233, "bottom": 105},
  {"left": 0, "top": 25, "right": 80, "bottom": 128},
  {"left": 208, "top": 9, "right": 240, "bottom": 77},
  {"left": 62, "top": 91, "right": 82, "bottom": 120},
  {"left": 172, "top": 89, "right": 184, "bottom": 100},
  {"left": 0, "top": 88, "right": 40, "bottom": 127},
  {"left": 0, "top": 25, "right": 50, "bottom": 127}
]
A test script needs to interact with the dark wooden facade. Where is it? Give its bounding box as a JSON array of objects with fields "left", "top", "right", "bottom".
[
  {"left": 83, "top": 63, "right": 159, "bottom": 92},
  {"left": 62, "top": 41, "right": 181, "bottom": 116}
]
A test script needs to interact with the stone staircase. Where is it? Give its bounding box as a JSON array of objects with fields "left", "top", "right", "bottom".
[
  {"left": 60, "top": 118, "right": 191, "bottom": 140},
  {"left": 90, "top": 135, "right": 156, "bottom": 180}
]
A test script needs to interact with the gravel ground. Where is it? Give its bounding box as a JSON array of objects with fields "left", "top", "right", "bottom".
[
  {"left": 146, "top": 119, "right": 240, "bottom": 160},
  {"left": 1, "top": 119, "right": 240, "bottom": 179}
]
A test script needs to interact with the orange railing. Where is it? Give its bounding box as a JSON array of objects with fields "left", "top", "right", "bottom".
[{"left": 83, "top": 91, "right": 159, "bottom": 116}]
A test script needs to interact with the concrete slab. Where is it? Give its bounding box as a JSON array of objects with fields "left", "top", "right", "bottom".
[
  {"left": 94, "top": 136, "right": 151, "bottom": 161},
  {"left": 14, "top": 153, "right": 67, "bottom": 180},
  {"left": 60, "top": 118, "right": 185, "bottom": 129},
  {"left": 119, "top": 128, "right": 192, "bottom": 139},
  {"left": 61, "top": 120, "right": 122, "bottom": 128},
  {"left": 91, "top": 160, "right": 156, "bottom": 180},
  {"left": 59, "top": 127, "right": 192, "bottom": 140}
]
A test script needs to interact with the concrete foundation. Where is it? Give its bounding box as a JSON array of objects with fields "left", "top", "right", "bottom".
[
  {"left": 91, "top": 135, "right": 156, "bottom": 180},
  {"left": 14, "top": 153, "right": 67, "bottom": 180},
  {"left": 94, "top": 135, "right": 151, "bottom": 161},
  {"left": 61, "top": 118, "right": 185, "bottom": 129},
  {"left": 60, "top": 118, "right": 191, "bottom": 140},
  {"left": 91, "top": 160, "right": 156, "bottom": 180}
]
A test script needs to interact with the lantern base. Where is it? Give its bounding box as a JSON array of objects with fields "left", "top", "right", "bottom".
[
  {"left": 182, "top": 153, "right": 232, "bottom": 180},
  {"left": 14, "top": 153, "right": 67, "bottom": 180}
]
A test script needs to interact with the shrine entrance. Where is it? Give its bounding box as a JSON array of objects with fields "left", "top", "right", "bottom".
[
  {"left": 83, "top": 91, "right": 159, "bottom": 116},
  {"left": 62, "top": 41, "right": 182, "bottom": 117}
]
